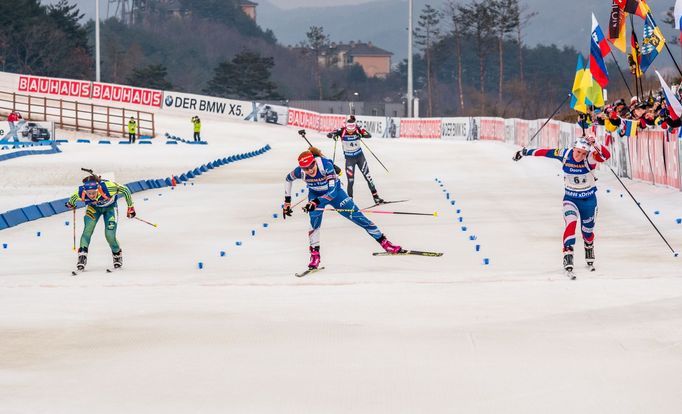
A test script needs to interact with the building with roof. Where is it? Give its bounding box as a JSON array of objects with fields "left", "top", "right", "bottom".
[
  {"left": 320, "top": 41, "right": 393, "bottom": 78},
  {"left": 240, "top": 0, "right": 258, "bottom": 22}
]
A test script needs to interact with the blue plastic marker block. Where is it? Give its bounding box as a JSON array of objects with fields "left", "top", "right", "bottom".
[
  {"left": 469, "top": 235, "right": 477, "bottom": 241},
  {"left": 99, "top": 140, "right": 111, "bottom": 144},
  {"left": 606, "top": 189, "right": 611, "bottom": 193},
  {"left": 458, "top": 217, "right": 463, "bottom": 222},
  {"left": 200, "top": 165, "right": 208, "bottom": 172},
  {"left": 273, "top": 213, "right": 278, "bottom": 219},
  {"left": 65, "top": 221, "right": 69, "bottom": 226},
  {"left": 186, "top": 171, "right": 195, "bottom": 179},
  {"left": 461, "top": 226, "right": 467, "bottom": 231},
  {"left": 139, "top": 181, "right": 150, "bottom": 191},
  {"left": 76, "top": 139, "right": 90, "bottom": 143},
  {"left": 475, "top": 244, "right": 481, "bottom": 252},
  {"left": 450, "top": 201, "right": 455, "bottom": 206},
  {"left": 439, "top": 184, "right": 443, "bottom": 187},
  {"left": 456, "top": 209, "right": 461, "bottom": 214},
  {"left": 3, "top": 208, "right": 28, "bottom": 227},
  {"left": 191, "top": 182, "right": 194, "bottom": 186},
  {"left": 483, "top": 258, "right": 490, "bottom": 265},
  {"left": 36, "top": 231, "right": 41, "bottom": 237},
  {"left": 49, "top": 199, "right": 70, "bottom": 214},
  {"left": 37, "top": 202, "right": 56, "bottom": 218},
  {"left": 263, "top": 223, "right": 269, "bottom": 228},
  {"left": 676, "top": 218, "right": 682, "bottom": 224},
  {"left": 198, "top": 262, "right": 203, "bottom": 269},
  {"left": 139, "top": 140, "right": 152, "bottom": 144},
  {"left": 206, "top": 163, "right": 214, "bottom": 170},
  {"left": 236, "top": 241, "right": 242, "bottom": 246},
  {"left": 22, "top": 205, "right": 43, "bottom": 221},
  {"left": 166, "top": 140, "right": 178, "bottom": 144},
  {"left": 620, "top": 194, "right": 623, "bottom": 198},
  {"left": 119, "top": 141, "right": 131, "bottom": 144},
  {"left": 446, "top": 193, "right": 450, "bottom": 199},
  {"left": 165, "top": 178, "right": 173, "bottom": 186},
  {"left": 179, "top": 174, "right": 187, "bottom": 182},
  {"left": 220, "top": 251, "right": 226, "bottom": 257},
  {"left": 193, "top": 168, "right": 201, "bottom": 175},
  {"left": 2, "top": 243, "right": 7, "bottom": 249},
  {"left": 251, "top": 230, "right": 256, "bottom": 236},
  {"left": 144, "top": 198, "right": 149, "bottom": 201},
  {"left": 654, "top": 211, "right": 660, "bottom": 215},
  {"left": 0, "top": 215, "right": 8, "bottom": 231}
]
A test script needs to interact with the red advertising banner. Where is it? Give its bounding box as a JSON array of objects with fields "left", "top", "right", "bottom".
[
  {"left": 400, "top": 119, "right": 441, "bottom": 139},
  {"left": 319, "top": 114, "right": 346, "bottom": 133},
  {"left": 539, "top": 121, "right": 560, "bottom": 148},
  {"left": 17, "top": 75, "right": 163, "bottom": 107},
  {"left": 288, "top": 108, "right": 321, "bottom": 131},
  {"left": 514, "top": 120, "right": 529, "bottom": 146},
  {"left": 479, "top": 118, "right": 505, "bottom": 141},
  {"left": 18, "top": 75, "right": 91, "bottom": 98},
  {"left": 628, "top": 130, "right": 680, "bottom": 190},
  {"left": 91, "top": 82, "right": 162, "bottom": 107}
]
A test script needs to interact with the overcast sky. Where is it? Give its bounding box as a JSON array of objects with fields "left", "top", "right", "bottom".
[{"left": 268, "top": 0, "right": 372, "bottom": 8}]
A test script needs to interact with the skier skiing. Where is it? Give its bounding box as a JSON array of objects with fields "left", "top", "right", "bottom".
[
  {"left": 327, "top": 116, "right": 385, "bottom": 204},
  {"left": 66, "top": 174, "right": 136, "bottom": 272},
  {"left": 513, "top": 134, "right": 611, "bottom": 278},
  {"left": 283, "top": 147, "right": 402, "bottom": 273}
]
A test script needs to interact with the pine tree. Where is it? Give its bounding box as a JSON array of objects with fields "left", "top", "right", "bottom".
[
  {"left": 415, "top": 4, "right": 442, "bottom": 117},
  {"left": 304, "top": 26, "right": 329, "bottom": 100},
  {"left": 204, "top": 50, "right": 281, "bottom": 100},
  {"left": 126, "top": 64, "right": 173, "bottom": 90}
]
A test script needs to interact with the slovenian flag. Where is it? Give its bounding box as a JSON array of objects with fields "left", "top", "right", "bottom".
[
  {"left": 655, "top": 70, "right": 682, "bottom": 121},
  {"left": 590, "top": 13, "right": 611, "bottom": 88},
  {"left": 675, "top": 0, "right": 682, "bottom": 42}
]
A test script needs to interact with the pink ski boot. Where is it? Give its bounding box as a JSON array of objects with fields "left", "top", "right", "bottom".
[
  {"left": 379, "top": 236, "right": 402, "bottom": 254},
  {"left": 308, "top": 246, "right": 321, "bottom": 269}
]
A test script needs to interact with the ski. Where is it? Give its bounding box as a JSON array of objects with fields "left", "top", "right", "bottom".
[
  {"left": 587, "top": 264, "right": 595, "bottom": 272},
  {"left": 295, "top": 266, "right": 325, "bottom": 278},
  {"left": 106, "top": 267, "right": 121, "bottom": 273},
  {"left": 564, "top": 269, "right": 577, "bottom": 280},
  {"left": 372, "top": 250, "right": 443, "bottom": 257},
  {"left": 363, "top": 199, "right": 409, "bottom": 210},
  {"left": 71, "top": 269, "right": 84, "bottom": 276}
]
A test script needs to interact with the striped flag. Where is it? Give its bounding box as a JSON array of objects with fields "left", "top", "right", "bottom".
[
  {"left": 622, "top": 119, "right": 638, "bottom": 137},
  {"left": 590, "top": 14, "right": 611, "bottom": 88},
  {"left": 615, "top": 0, "right": 650, "bottom": 20},
  {"left": 655, "top": 70, "right": 682, "bottom": 121},
  {"left": 608, "top": 3, "right": 627, "bottom": 53},
  {"left": 675, "top": 0, "right": 682, "bottom": 42}
]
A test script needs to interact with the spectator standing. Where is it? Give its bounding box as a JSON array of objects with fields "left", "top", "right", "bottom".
[
  {"left": 127, "top": 117, "right": 137, "bottom": 143},
  {"left": 192, "top": 116, "right": 201, "bottom": 142}
]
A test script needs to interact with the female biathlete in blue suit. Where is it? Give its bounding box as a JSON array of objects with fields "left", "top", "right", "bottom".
[
  {"left": 513, "top": 135, "right": 611, "bottom": 278},
  {"left": 283, "top": 147, "right": 402, "bottom": 271}
]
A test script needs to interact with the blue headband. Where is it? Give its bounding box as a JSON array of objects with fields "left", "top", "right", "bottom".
[{"left": 83, "top": 181, "right": 99, "bottom": 191}]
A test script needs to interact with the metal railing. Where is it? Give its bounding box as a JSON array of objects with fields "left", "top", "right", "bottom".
[{"left": 0, "top": 91, "right": 155, "bottom": 138}]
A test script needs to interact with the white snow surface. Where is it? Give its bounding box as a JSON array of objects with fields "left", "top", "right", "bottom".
[{"left": 1, "top": 112, "right": 682, "bottom": 413}]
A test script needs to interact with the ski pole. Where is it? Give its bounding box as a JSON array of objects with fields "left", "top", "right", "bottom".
[
  {"left": 297, "top": 129, "right": 313, "bottom": 147},
  {"left": 72, "top": 208, "right": 76, "bottom": 252},
  {"left": 526, "top": 93, "right": 572, "bottom": 148},
  {"left": 319, "top": 208, "right": 437, "bottom": 217},
  {"left": 592, "top": 145, "right": 678, "bottom": 256},
  {"left": 134, "top": 216, "right": 158, "bottom": 227},
  {"left": 332, "top": 136, "right": 338, "bottom": 165},
  {"left": 358, "top": 138, "right": 389, "bottom": 173}
]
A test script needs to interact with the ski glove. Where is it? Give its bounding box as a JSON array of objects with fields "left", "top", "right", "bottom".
[
  {"left": 327, "top": 132, "right": 338, "bottom": 141},
  {"left": 65, "top": 202, "right": 75, "bottom": 209},
  {"left": 283, "top": 196, "right": 293, "bottom": 219},
  {"left": 512, "top": 148, "right": 528, "bottom": 161},
  {"left": 303, "top": 198, "right": 319, "bottom": 213},
  {"left": 127, "top": 206, "right": 136, "bottom": 218}
]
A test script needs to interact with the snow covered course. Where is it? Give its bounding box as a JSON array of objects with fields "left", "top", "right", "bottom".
[{"left": 1, "top": 111, "right": 682, "bottom": 413}]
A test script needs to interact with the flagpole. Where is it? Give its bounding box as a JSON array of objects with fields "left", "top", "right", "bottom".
[
  {"left": 663, "top": 42, "right": 682, "bottom": 78},
  {"left": 609, "top": 49, "right": 633, "bottom": 97}
]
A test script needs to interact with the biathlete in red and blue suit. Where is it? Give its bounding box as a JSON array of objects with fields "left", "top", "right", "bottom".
[
  {"left": 513, "top": 135, "right": 611, "bottom": 273},
  {"left": 283, "top": 147, "right": 401, "bottom": 270}
]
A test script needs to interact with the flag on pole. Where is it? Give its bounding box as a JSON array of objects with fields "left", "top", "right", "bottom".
[
  {"left": 570, "top": 55, "right": 588, "bottom": 113},
  {"left": 629, "top": 29, "right": 642, "bottom": 77},
  {"left": 655, "top": 70, "right": 682, "bottom": 120},
  {"left": 622, "top": 119, "right": 638, "bottom": 137},
  {"left": 590, "top": 13, "right": 611, "bottom": 87},
  {"left": 639, "top": 12, "right": 666, "bottom": 74},
  {"left": 674, "top": 0, "right": 682, "bottom": 42},
  {"left": 614, "top": 0, "right": 650, "bottom": 20},
  {"left": 608, "top": 3, "right": 627, "bottom": 53}
]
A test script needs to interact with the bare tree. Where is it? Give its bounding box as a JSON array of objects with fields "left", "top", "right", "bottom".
[
  {"left": 492, "top": 0, "right": 519, "bottom": 104},
  {"left": 517, "top": 4, "right": 537, "bottom": 84},
  {"left": 458, "top": 0, "right": 495, "bottom": 112},
  {"left": 304, "top": 26, "right": 329, "bottom": 100},
  {"left": 445, "top": 1, "right": 466, "bottom": 111},
  {"left": 415, "top": 4, "right": 442, "bottom": 117}
]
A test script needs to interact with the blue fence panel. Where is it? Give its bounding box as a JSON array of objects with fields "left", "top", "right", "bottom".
[{"left": 22, "top": 205, "right": 43, "bottom": 221}]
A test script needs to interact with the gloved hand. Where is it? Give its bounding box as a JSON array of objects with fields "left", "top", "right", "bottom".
[
  {"left": 283, "top": 196, "right": 293, "bottom": 219},
  {"left": 585, "top": 135, "right": 596, "bottom": 146},
  {"left": 65, "top": 202, "right": 75, "bottom": 209},
  {"left": 127, "top": 206, "right": 136, "bottom": 218},
  {"left": 327, "top": 132, "right": 338, "bottom": 140},
  {"left": 303, "top": 198, "right": 319, "bottom": 213},
  {"left": 512, "top": 148, "right": 527, "bottom": 161}
]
